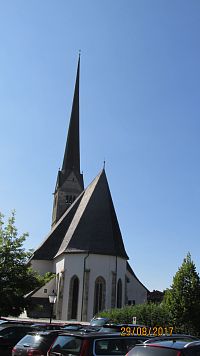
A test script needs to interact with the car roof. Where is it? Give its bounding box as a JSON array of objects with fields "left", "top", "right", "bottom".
[
  {"left": 27, "top": 329, "right": 64, "bottom": 336},
  {"left": 0, "top": 324, "right": 32, "bottom": 329},
  {"left": 56, "top": 331, "right": 151, "bottom": 339},
  {"left": 144, "top": 334, "right": 199, "bottom": 343},
  {"left": 143, "top": 339, "right": 200, "bottom": 350}
]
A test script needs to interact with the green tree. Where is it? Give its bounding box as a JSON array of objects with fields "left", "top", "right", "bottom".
[
  {"left": 164, "top": 252, "right": 200, "bottom": 335},
  {"left": 0, "top": 211, "right": 49, "bottom": 317}
]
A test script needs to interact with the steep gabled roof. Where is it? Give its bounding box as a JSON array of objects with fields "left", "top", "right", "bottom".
[
  {"left": 56, "top": 169, "right": 128, "bottom": 259},
  {"left": 32, "top": 169, "right": 128, "bottom": 261},
  {"left": 31, "top": 192, "right": 84, "bottom": 260}
]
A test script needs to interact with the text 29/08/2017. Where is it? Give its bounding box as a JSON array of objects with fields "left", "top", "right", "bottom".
[{"left": 120, "top": 326, "right": 174, "bottom": 337}]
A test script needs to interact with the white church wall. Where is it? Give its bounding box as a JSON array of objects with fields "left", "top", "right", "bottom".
[
  {"left": 60, "top": 254, "right": 85, "bottom": 321},
  {"left": 85, "top": 254, "right": 127, "bottom": 321},
  {"left": 31, "top": 260, "right": 53, "bottom": 274},
  {"left": 52, "top": 252, "right": 148, "bottom": 321},
  {"left": 126, "top": 270, "right": 148, "bottom": 305},
  {"left": 54, "top": 255, "right": 65, "bottom": 273},
  {"left": 55, "top": 253, "right": 128, "bottom": 321}
]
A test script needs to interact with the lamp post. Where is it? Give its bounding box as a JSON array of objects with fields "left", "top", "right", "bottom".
[{"left": 48, "top": 291, "right": 57, "bottom": 324}]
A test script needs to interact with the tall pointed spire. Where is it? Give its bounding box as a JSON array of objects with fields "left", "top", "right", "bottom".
[
  {"left": 51, "top": 55, "right": 84, "bottom": 227},
  {"left": 62, "top": 55, "right": 80, "bottom": 173}
]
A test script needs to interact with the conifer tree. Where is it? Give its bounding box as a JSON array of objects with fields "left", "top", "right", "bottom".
[
  {"left": 164, "top": 252, "right": 200, "bottom": 335},
  {"left": 0, "top": 211, "right": 46, "bottom": 316}
]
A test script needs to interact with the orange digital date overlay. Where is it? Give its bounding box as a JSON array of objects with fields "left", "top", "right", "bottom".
[{"left": 120, "top": 326, "right": 174, "bottom": 337}]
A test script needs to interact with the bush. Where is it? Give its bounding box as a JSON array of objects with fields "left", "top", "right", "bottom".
[{"left": 98, "top": 302, "right": 172, "bottom": 328}]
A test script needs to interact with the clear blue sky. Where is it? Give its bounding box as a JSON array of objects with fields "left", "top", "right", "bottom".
[{"left": 1, "top": 0, "right": 200, "bottom": 292}]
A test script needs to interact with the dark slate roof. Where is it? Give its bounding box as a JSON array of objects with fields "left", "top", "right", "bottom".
[
  {"left": 32, "top": 169, "right": 128, "bottom": 261},
  {"left": 55, "top": 169, "right": 128, "bottom": 259},
  {"left": 126, "top": 261, "right": 149, "bottom": 292},
  {"left": 31, "top": 192, "right": 84, "bottom": 260}
]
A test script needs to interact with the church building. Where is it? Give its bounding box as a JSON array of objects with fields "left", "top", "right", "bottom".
[{"left": 29, "top": 57, "right": 148, "bottom": 321}]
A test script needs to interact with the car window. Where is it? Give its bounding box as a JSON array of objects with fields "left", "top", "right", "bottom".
[
  {"left": 17, "top": 334, "right": 40, "bottom": 346},
  {"left": 16, "top": 333, "right": 57, "bottom": 352},
  {"left": 95, "top": 339, "right": 126, "bottom": 355},
  {"left": 124, "top": 338, "right": 144, "bottom": 352},
  {"left": 50, "top": 335, "right": 82, "bottom": 355}
]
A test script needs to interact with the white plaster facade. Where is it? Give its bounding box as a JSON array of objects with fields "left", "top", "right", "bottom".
[
  {"left": 31, "top": 253, "right": 148, "bottom": 321},
  {"left": 31, "top": 260, "right": 53, "bottom": 274},
  {"left": 126, "top": 270, "right": 147, "bottom": 305}
]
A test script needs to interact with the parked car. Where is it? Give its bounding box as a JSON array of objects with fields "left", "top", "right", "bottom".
[
  {"left": 126, "top": 338, "right": 200, "bottom": 355},
  {"left": 0, "top": 324, "right": 34, "bottom": 356},
  {"left": 12, "top": 330, "right": 62, "bottom": 356},
  {"left": 47, "top": 331, "right": 152, "bottom": 355}
]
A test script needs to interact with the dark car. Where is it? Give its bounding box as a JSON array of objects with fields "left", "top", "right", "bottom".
[
  {"left": 12, "top": 330, "right": 62, "bottom": 356},
  {"left": 47, "top": 331, "right": 152, "bottom": 356},
  {"left": 126, "top": 338, "right": 200, "bottom": 355},
  {"left": 0, "top": 324, "right": 34, "bottom": 356}
]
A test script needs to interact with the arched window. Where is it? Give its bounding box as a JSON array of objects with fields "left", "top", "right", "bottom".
[
  {"left": 117, "top": 278, "right": 122, "bottom": 308},
  {"left": 93, "top": 276, "right": 106, "bottom": 315},
  {"left": 68, "top": 275, "right": 79, "bottom": 320}
]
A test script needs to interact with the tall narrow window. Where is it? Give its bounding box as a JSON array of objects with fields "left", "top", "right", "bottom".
[
  {"left": 117, "top": 278, "right": 122, "bottom": 308},
  {"left": 93, "top": 276, "right": 106, "bottom": 315},
  {"left": 68, "top": 275, "right": 79, "bottom": 320}
]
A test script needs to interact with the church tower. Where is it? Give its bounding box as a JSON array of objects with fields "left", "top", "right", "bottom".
[{"left": 52, "top": 56, "right": 84, "bottom": 227}]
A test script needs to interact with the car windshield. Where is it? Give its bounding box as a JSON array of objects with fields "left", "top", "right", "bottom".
[
  {"left": 16, "top": 333, "right": 58, "bottom": 352},
  {"left": 95, "top": 338, "right": 144, "bottom": 355},
  {"left": 17, "top": 334, "right": 48, "bottom": 346},
  {"left": 50, "top": 335, "right": 82, "bottom": 355}
]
